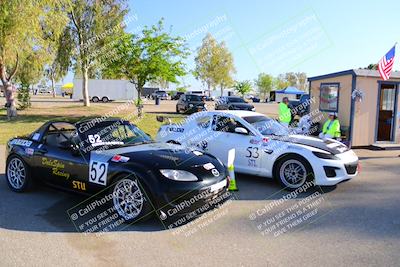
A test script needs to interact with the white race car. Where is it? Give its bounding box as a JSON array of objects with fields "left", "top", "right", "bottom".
[{"left": 155, "top": 111, "right": 359, "bottom": 190}]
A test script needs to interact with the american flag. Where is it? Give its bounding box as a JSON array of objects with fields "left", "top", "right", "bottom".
[{"left": 378, "top": 45, "right": 396, "bottom": 80}]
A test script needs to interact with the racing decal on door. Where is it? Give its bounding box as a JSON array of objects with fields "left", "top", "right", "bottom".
[
  {"left": 89, "top": 160, "right": 108, "bottom": 186},
  {"left": 246, "top": 146, "right": 259, "bottom": 167}
]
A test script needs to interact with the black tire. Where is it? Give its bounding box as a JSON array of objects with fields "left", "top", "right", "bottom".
[
  {"left": 274, "top": 154, "right": 314, "bottom": 191},
  {"left": 109, "top": 174, "right": 153, "bottom": 224},
  {"left": 92, "top": 96, "right": 99, "bottom": 102},
  {"left": 5, "top": 155, "right": 33, "bottom": 192},
  {"left": 101, "top": 97, "right": 109, "bottom": 103},
  {"left": 176, "top": 105, "right": 179, "bottom": 113}
]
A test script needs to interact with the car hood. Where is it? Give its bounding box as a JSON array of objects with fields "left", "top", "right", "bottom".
[
  {"left": 93, "top": 143, "right": 221, "bottom": 169},
  {"left": 271, "top": 134, "right": 349, "bottom": 154}
]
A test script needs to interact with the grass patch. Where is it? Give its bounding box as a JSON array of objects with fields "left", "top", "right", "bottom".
[{"left": 0, "top": 106, "right": 185, "bottom": 144}]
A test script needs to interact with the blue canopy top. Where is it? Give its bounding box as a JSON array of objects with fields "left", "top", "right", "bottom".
[{"left": 275, "top": 86, "right": 305, "bottom": 94}]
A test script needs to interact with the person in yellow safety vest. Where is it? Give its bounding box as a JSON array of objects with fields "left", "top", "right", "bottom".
[
  {"left": 278, "top": 97, "right": 292, "bottom": 127},
  {"left": 319, "top": 112, "right": 341, "bottom": 140}
]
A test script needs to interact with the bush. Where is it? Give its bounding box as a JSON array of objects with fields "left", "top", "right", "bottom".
[{"left": 17, "top": 86, "right": 31, "bottom": 110}]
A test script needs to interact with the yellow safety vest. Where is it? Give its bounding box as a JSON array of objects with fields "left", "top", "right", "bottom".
[
  {"left": 279, "top": 102, "right": 291, "bottom": 123},
  {"left": 322, "top": 119, "right": 341, "bottom": 138}
]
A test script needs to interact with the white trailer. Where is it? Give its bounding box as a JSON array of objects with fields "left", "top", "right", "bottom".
[{"left": 73, "top": 79, "right": 138, "bottom": 102}]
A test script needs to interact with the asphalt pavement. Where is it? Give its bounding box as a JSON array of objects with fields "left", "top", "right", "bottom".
[{"left": 0, "top": 146, "right": 399, "bottom": 267}]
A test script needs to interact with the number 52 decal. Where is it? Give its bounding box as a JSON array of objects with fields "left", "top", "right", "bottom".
[
  {"left": 89, "top": 160, "right": 108, "bottom": 186},
  {"left": 246, "top": 147, "right": 259, "bottom": 158}
]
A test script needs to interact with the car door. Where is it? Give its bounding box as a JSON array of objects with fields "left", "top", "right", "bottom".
[
  {"left": 208, "top": 115, "right": 262, "bottom": 175},
  {"left": 36, "top": 124, "right": 90, "bottom": 193}
]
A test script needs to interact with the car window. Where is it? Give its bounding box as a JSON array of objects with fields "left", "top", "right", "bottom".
[
  {"left": 186, "top": 95, "right": 203, "bottom": 101},
  {"left": 228, "top": 97, "right": 245, "bottom": 103},
  {"left": 43, "top": 123, "right": 76, "bottom": 147},
  {"left": 243, "top": 116, "right": 289, "bottom": 136},
  {"left": 212, "top": 115, "right": 248, "bottom": 134}
]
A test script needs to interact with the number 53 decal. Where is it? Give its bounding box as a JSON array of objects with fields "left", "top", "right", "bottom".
[
  {"left": 89, "top": 160, "right": 108, "bottom": 186},
  {"left": 246, "top": 147, "right": 259, "bottom": 158}
]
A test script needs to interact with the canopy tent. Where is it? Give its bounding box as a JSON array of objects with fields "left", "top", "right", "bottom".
[
  {"left": 61, "top": 82, "right": 74, "bottom": 89},
  {"left": 275, "top": 86, "right": 305, "bottom": 94}
]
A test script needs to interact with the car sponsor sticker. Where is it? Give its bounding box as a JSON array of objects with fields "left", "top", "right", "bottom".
[
  {"left": 211, "top": 169, "right": 220, "bottom": 177},
  {"left": 111, "top": 154, "right": 130, "bottom": 162},
  {"left": 32, "top": 133, "right": 41, "bottom": 141},
  {"left": 24, "top": 148, "right": 34, "bottom": 156},
  {"left": 193, "top": 150, "right": 203, "bottom": 156},
  {"left": 168, "top": 127, "right": 184, "bottom": 133},
  {"left": 10, "top": 139, "right": 32, "bottom": 147},
  {"left": 203, "top": 163, "right": 215, "bottom": 170}
]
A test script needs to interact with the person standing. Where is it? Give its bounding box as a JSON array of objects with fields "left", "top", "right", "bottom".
[
  {"left": 319, "top": 113, "right": 341, "bottom": 139},
  {"left": 278, "top": 97, "right": 291, "bottom": 127}
]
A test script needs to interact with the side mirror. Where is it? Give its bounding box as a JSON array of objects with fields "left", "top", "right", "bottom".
[{"left": 235, "top": 127, "right": 248, "bottom": 135}]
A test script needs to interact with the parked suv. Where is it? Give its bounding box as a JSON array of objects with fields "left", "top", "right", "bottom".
[
  {"left": 215, "top": 96, "right": 255, "bottom": 111},
  {"left": 151, "top": 90, "right": 168, "bottom": 100},
  {"left": 176, "top": 94, "right": 207, "bottom": 114}
]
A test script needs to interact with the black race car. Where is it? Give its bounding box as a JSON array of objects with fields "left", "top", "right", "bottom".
[
  {"left": 5, "top": 119, "right": 229, "bottom": 226},
  {"left": 176, "top": 94, "right": 207, "bottom": 114},
  {"left": 215, "top": 96, "right": 255, "bottom": 111}
]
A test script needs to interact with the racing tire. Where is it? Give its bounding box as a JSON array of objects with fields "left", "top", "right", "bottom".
[
  {"left": 109, "top": 174, "right": 153, "bottom": 224},
  {"left": 274, "top": 155, "right": 314, "bottom": 191},
  {"left": 5, "top": 155, "right": 33, "bottom": 192},
  {"left": 176, "top": 105, "right": 179, "bottom": 113},
  {"left": 101, "top": 97, "right": 109, "bottom": 103},
  {"left": 92, "top": 96, "right": 99, "bottom": 102}
]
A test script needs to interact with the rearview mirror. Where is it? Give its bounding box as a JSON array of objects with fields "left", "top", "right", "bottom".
[{"left": 235, "top": 127, "right": 248, "bottom": 135}]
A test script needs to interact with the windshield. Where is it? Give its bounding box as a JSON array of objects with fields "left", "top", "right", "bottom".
[
  {"left": 243, "top": 116, "right": 289, "bottom": 136},
  {"left": 228, "top": 97, "right": 246, "bottom": 103},
  {"left": 186, "top": 95, "right": 203, "bottom": 101},
  {"left": 78, "top": 122, "right": 152, "bottom": 149}
]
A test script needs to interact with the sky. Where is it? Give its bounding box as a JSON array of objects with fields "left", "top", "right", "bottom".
[{"left": 63, "top": 0, "right": 400, "bottom": 90}]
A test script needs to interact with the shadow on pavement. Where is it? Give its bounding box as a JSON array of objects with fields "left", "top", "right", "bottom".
[{"left": 0, "top": 170, "right": 338, "bottom": 233}]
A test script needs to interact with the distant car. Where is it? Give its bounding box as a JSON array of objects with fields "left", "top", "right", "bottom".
[
  {"left": 5, "top": 119, "right": 229, "bottom": 224},
  {"left": 289, "top": 94, "right": 310, "bottom": 116},
  {"left": 171, "top": 91, "right": 185, "bottom": 100},
  {"left": 215, "top": 96, "right": 255, "bottom": 111},
  {"left": 39, "top": 88, "right": 52, "bottom": 94},
  {"left": 151, "top": 90, "right": 168, "bottom": 100},
  {"left": 176, "top": 94, "right": 207, "bottom": 114}
]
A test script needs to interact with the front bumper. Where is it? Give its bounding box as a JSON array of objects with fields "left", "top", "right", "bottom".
[
  {"left": 312, "top": 150, "right": 359, "bottom": 186},
  {"left": 157, "top": 176, "right": 230, "bottom": 223}
]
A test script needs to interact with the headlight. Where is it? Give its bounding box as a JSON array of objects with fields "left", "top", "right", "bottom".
[
  {"left": 160, "top": 169, "right": 198, "bottom": 181},
  {"left": 312, "top": 151, "right": 339, "bottom": 160},
  {"left": 189, "top": 104, "right": 194, "bottom": 107}
]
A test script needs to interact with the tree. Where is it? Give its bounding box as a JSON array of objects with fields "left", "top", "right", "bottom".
[
  {"left": 234, "top": 80, "right": 252, "bottom": 96},
  {"left": 194, "top": 34, "right": 218, "bottom": 96},
  {"left": 256, "top": 73, "right": 274, "bottom": 101},
  {"left": 213, "top": 42, "right": 236, "bottom": 96},
  {"left": 0, "top": 0, "right": 68, "bottom": 118},
  {"left": 45, "top": 26, "right": 74, "bottom": 98},
  {"left": 105, "top": 19, "right": 188, "bottom": 116},
  {"left": 365, "top": 64, "right": 378, "bottom": 70},
  {"left": 67, "top": 0, "right": 128, "bottom": 106},
  {"left": 15, "top": 53, "right": 45, "bottom": 109},
  {"left": 275, "top": 72, "right": 308, "bottom": 91}
]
